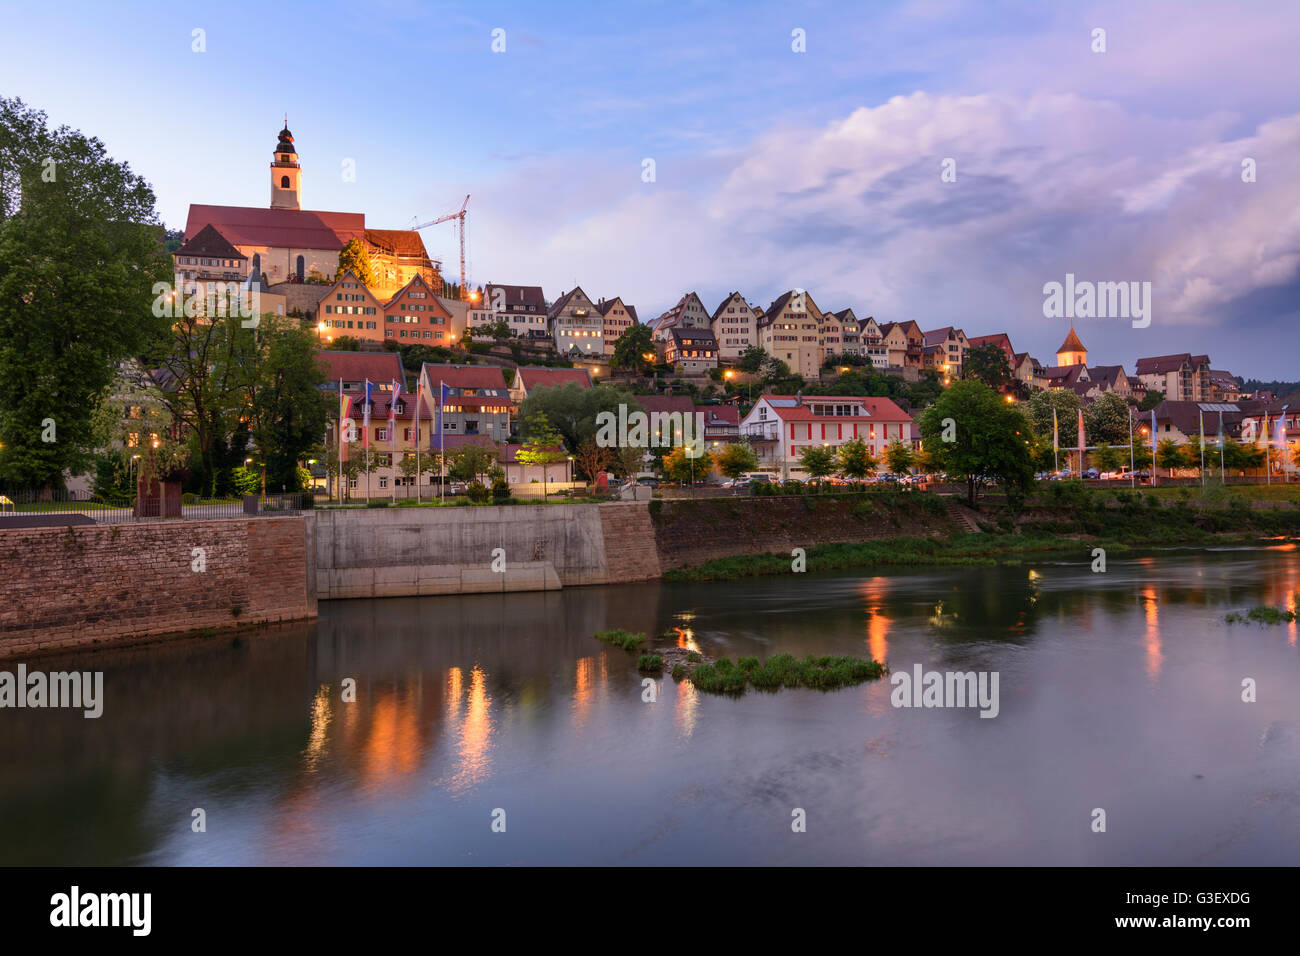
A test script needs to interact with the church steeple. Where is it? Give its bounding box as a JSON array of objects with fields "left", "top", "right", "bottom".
[
  {"left": 1056, "top": 323, "right": 1087, "bottom": 367},
  {"left": 271, "top": 120, "right": 301, "bottom": 210}
]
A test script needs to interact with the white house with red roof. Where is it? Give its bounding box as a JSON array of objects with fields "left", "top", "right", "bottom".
[
  {"left": 417, "top": 363, "right": 513, "bottom": 445},
  {"left": 509, "top": 365, "right": 592, "bottom": 404},
  {"left": 738, "top": 393, "right": 915, "bottom": 478}
]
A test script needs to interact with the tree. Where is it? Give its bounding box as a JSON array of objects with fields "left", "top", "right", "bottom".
[
  {"left": 662, "top": 445, "right": 713, "bottom": 484},
  {"left": 963, "top": 344, "right": 1012, "bottom": 389},
  {"left": 327, "top": 335, "right": 361, "bottom": 351},
  {"left": 611, "top": 322, "right": 655, "bottom": 372},
  {"left": 0, "top": 98, "right": 174, "bottom": 489},
  {"left": 448, "top": 443, "right": 499, "bottom": 484},
  {"left": 1090, "top": 443, "right": 1125, "bottom": 472},
  {"left": 518, "top": 382, "right": 642, "bottom": 453},
  {"left": 737, "top": 345, "right": 768, "bottom": 374},
  {"left": 716, "top": 441, "right": 759, "bottom": 480},
  {"left": 1085, "top": 392, "right": 1130, "bottom": 446},
  {"left": 1026, "top": 389, "right": 1081, "bottom": 450},
  {"left": 574, "top": 436, "right": 613, "bottom": 483},
  {"left": 398, "top": 451, "right": 422, "bottom": 498},
  {"left": 243, "top": 315, "right": 329, "bottom": 492},
  {"left": 1224, "top": 439, "right": 1265, "bottom": 473},
  {"left": 836, "top": 438, "right": 877, "bottom": 479},
  {"left": 516, "top": 412, "right": 567, "bottom": 496},
  {"left": 1156, "top": 439, "right": 1188, "bottom": 472},
  {"left": 336, "top": 237, "right": 377, "bottom": 286},
  {"left": 798, "top": 444, "right": 837, "bottom": 479},
  {"left": 920, "top": 380, "right": 1036, "bottom": 507},
  {"left": 885, "top": 439, "right": 914, "bottom": 474},
  {"left": 1137, "top": 389, "right": 1164, "bottom": 412}
]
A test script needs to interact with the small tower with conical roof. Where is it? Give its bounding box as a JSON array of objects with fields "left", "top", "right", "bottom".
[
  {"left": 1056, "top": 324, "right": 1087, "bottom": 367},
  {"left": 270, "top": 121, "right": 301, "bottom": 210}
]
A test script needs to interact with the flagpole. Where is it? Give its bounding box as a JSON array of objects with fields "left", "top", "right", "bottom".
[
  {"left": 1052, "top": 406, "right": 1059, "bottom": 474},
  {"left": 440, "top": 379, "right": 446, "bottom": 505},
  {"left": 1151, "top": 408, "right": 1158, "bottom": 486},
  {"left": 415, "top": 377, "right": 422, "bottom": 505},
  {"left": 1199, "top": 407, "right": 1205, "bottom": 490},
  {"left": 338, "top": 377, "right": 345, "bottom": 505},
  {"left": 390, "top": 377, "right": 398, "bottom": 504},
  {"left": 1219, "top": 410, "right": 1225, "bottom": 481},
  {"left": 1264, "top": 412, "right": 1271, "bottom": 487}
]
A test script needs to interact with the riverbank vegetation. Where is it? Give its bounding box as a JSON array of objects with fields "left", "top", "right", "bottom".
[
  {"left": 1225, "top": 604, "right": 1298, "bottom": 624},
  {"left": 685, "top": 654, "right": 887, "bottom": 694}
]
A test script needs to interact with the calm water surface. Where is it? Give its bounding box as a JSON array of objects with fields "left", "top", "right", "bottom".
[{"left": 3, "top": 546, "right": 1298, "bottom": 865}]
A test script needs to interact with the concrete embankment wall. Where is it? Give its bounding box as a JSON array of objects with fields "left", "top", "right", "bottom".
[
  {"left": 312, "top": 502, "right": 661, "bottom": 599},
  {"left": 0, "top": 517, "right": 316, "bottom": 660}
]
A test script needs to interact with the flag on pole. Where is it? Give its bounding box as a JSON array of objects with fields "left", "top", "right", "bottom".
[
  {"left": 389, "top": 378, "right": 401, "bottom": 452},
  {"left": 1077, "top": 407, "right": 1085, "bottom": 453},
  {"left": 1052, "top": 407, "right": 1059, "bottom": 452},
  {"left": 1217, "top": 411, "right": 1224, "bottom": 450},
  {"left": 362, "top": 379, "right": 373, "bottom": 449},
  {"left": 339, "top": 390, "right": 353, "bottom": 461}
]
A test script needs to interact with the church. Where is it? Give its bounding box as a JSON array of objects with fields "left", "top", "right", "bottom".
[{"left": 175, "top": 124, "right": 441, "bottom": 298}]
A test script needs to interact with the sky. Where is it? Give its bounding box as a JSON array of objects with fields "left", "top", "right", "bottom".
[{"left": 3, "top": 0, "right": 1298, "bottom": 378}]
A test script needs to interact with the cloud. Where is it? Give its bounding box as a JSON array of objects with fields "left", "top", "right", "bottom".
[{"left": 471, "top": 87, "right": 1300, "bottom": 373}]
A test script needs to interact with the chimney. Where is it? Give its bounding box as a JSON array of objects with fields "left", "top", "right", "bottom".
[{"left": 796, "top": 391, "right": 803, "bottom": 405}]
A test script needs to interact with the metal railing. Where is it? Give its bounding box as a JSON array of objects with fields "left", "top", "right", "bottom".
[{"left": 0, "top": 490, "right": 306, "bottom": 526}]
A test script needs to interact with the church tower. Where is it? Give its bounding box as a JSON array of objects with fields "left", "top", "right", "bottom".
[
  {"left": 1055, "top": 324, "right": 1088, "bottom": 367},
  {"left": 270, "top": 123, "right": 301, "bottom": 210}
]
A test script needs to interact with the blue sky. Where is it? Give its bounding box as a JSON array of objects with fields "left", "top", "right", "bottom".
[{"left": 3, "top": 0, "right": 1298, "bottom": 377}]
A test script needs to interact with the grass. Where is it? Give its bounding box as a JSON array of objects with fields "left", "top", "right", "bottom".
[
  {"left": 664, "top": 533, "right": 1111, "bottom": 582},
  {"left": 593, "top": 629, "right": 645, "bottom": 652},
  {"left": 688, "top": 653, "right": 887, "bottom": 695},
  {"left": 637, "top": 653, "right": 664, "bottom": 673},
  {"left": 1226, "top": 604, "right": 1298, "bottom": 624}
]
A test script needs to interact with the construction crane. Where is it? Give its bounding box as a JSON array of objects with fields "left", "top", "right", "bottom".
[{"left": 411, "top": 195, "right": 470, "bottom": 299}]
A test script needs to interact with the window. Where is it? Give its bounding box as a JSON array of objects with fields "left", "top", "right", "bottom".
[{"left": 280, "top": 175, "right": 291, "bottom": 188}]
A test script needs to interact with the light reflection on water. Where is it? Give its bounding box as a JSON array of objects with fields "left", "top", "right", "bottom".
[{"left": 0, "top": 548, "right": 1298, "bottom": 865}]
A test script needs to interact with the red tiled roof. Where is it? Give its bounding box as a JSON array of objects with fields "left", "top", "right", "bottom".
[
  {"left": 421, "top": 363, "right": 509, "bottom": 390},
  {"left": 185, "top": 204, "right": 365, "bottom": 251},
  {"left": 636, "top": 394, "right": 696, "bottom": 416},
  {"left": 516, "top": 366, "right": 592, "bottom": 390},
  {"left": 697, "top": 404, "right": 739, "bottom": 426},
  {"left": 1057, "top": 327, "right": 1086, "bottom": 354},
  {"left": 316, "top": 350, "right": 405, "bottom": 386},
  {"left": 760, "top": 395, "right": 912, "bottom": 421}
]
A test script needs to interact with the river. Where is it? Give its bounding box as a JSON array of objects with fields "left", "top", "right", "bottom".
[{"left": 2, "top": 545, "right": 1297, "bottom": 865}]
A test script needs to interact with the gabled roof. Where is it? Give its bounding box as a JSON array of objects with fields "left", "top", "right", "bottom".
[
  {"left": 548, "top": 286, "right": 597, "bottom": 320},
  {"left": 1042, "top": 365, "right": 1088, "bottom": 384},
  {"left": 184, "top": 204, "right": 365, "bottom": 251},
  {"left": 420, "top": 362, "right": 509, "bottom": 391},
  {"left": 323, "top": 269, "right": 384, "bottom": 303},
  {"left": 316, "top": 350, "right": 405, "bottom": 387},
  {"left": 383, "top": 274, "right": 447, "bottom": 311},
  {"left": 636, "top": 394, "right": 696, "bottom": 416},
  {"left": 1087, "top": 365, "right": 1128, "bottom": 389},
  {"left": 1152, "top": 400, "right": 1243, "bottom": 437},
  {"left": 515, "top": 366, "right": 592, "bottom": 390},
  {"left": 923, "top": 327, "right": 954, "bottom": 347},
  {"left": 968, "top": 333, "right": 1013, "bottom": 353},
  {"left": 484, "top": 284, "right": 547, "bottom": 312},
  {"left": 176, "top": 224, "right": 246, "bottom": 260},
  {"left": 697, "top": 404, "right": 739, "bottom": 427},
  {"left": 670, "top": 327, "right": 718, "bottom": 345},
  {"left": 763, "top": 289, "right": 824, "bottom": 322},
  {"left": 1209, "top": 369, "right": 1239, "bottom": 389},
  {"left": 597, "top": 297, "right": 639, "bottom": 322},
  {"left": 1135, "top": 353, "right": 1206, "bottom": 375},
  {"left": 1057, "top": 327, "right": 1086, "bottom": 354},
  {"left": 710, "top": 292, "right": 751, "bottom": 321}
]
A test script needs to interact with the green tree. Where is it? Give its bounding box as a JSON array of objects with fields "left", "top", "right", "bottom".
[
  {"left": 1137, "top": 389, "right": 1164, "bottom": 412},
  {"left": 1026, "top": 389, "right": 1082, "bottom": 451},
  {"left": 1085, "top": 392, "right": 1130, "bottom": 446},
  {"left": 798, "top": 444, "right": 837, "bottom": 479},
  {"left": 516, "top": 412, "right": 567, "bottom": 496},
  {"left": 611, "top": 322, "right": 655, "bottom": 372},
  {"left": 716, "top": 441, "right": 759, "bottom": 480},
  {"left": 243, "top": 315, "right": 329, "bottom": 492},
  {"left": 885, "top": 439, "right": 915, "bottom": 474},
  {"left": 962, "top": 343, "right": 1012, "bottom": 389},
  {"left": 1090, "top": 443, "right": 1125, "bottom": 472},
  {"left": 398, "top": 451, "right": 422, "bottom": 497},
  {"left": 448, "top": 443, "right": 499, "bottom": 483},
  {"left": 836, "top": 437, "right": 877, "bottom": 479},
  {"left": 662, "top": 445, "right": 713, "bottom": 484},
  {"left": 737, "top": 345, "right": 768, "bottom": 374},
  {"left": 920, "top": 380, "right": 1036, "bottom": 507},
  {"left": 336, "top": 237, "right": 377, "bottom": 287},
  {"left": 1156, "top": 439, "right": 1188, "bottom": 472},
  {"left": 0, "top": 98, "right": 174, "bottom": 489},
  {"left": 519, "top": 382, "right": 642, "bottom": 453}
]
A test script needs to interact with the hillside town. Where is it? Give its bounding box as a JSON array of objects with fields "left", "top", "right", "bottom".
[{"left": 157, "top": 125, "right": 1298, "bottom": 498}]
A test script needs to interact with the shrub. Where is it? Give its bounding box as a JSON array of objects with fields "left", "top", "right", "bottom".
[
  {"left": 671, "top": 663, "right": 687, "bottom": 680},
  {"left": 491, "top": 478, "right": 510, "bottom": 502},
  {"left": 637, "top": 654, "right": 664, "bottom": 673},
  {"left": 366, "top": 499, "right": 389, "bottom": 508},
  {"left": 466, "top": 481, "right": 490, "bottom": 503},
  {"left": 593, "top": 629, "right": 645, "bottom": 651}
]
